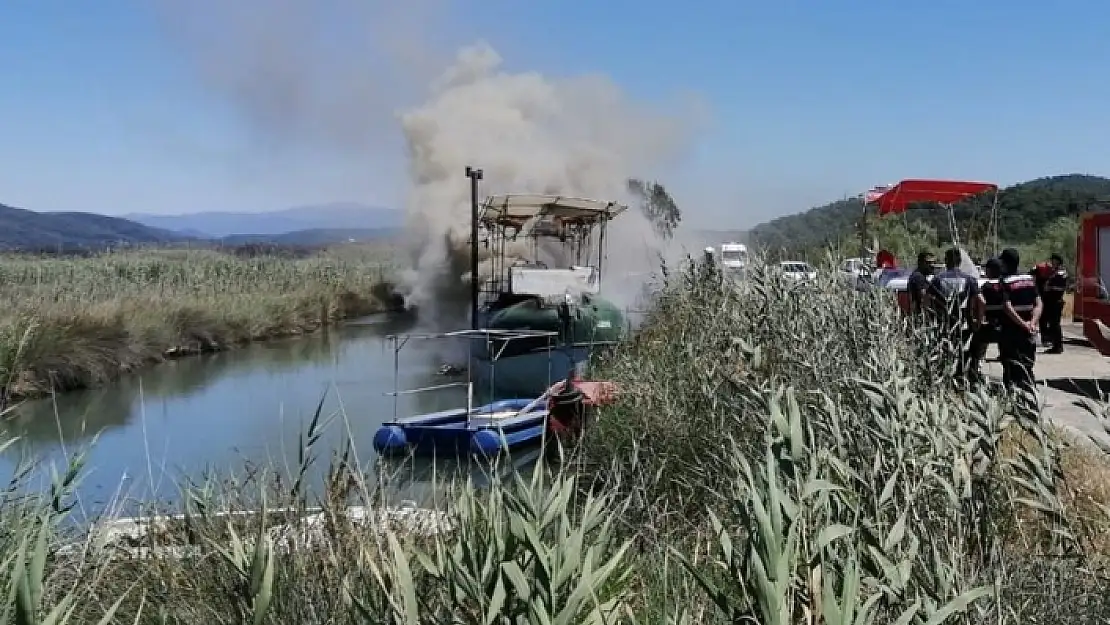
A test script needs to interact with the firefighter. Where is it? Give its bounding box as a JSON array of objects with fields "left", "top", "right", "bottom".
[
  {"left": 700, "top": 247, "right": 719, "bottom": 284},
  {"left": 969, "top": 257, "right": 1004, "bottom": 382},
  {"left": 1032, "top": 260, "right": 1051, "bottom": 343},
  {"left": 907, "top": 250, "right": 935, "bottom": 318},
  {"left": 1041, "top": 253, "right": 1068, "bottom": 354},
  {"left": 1032, "top": 261, "right": 1052, "bottom": 292},
  {"left": 998, "top": 248, "right": 1042, "bottom": 402},
  {"left": 928, "top": 248, "right": 985, "bottom": 383}
]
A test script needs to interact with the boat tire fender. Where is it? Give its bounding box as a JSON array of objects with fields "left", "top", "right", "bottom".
[
  {"left": 471, "top": 429, "right": 506, "bottom": 456},
  {"left": 373, "top": 426, "right": 408, "bottom": 454}
]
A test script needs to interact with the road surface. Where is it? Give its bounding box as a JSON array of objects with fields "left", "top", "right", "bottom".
[{"left": 980, "top": 327, "right": 1110, "bottom": 448}]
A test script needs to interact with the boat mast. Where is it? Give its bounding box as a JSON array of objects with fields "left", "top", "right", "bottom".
[
  {"left": 466, "top": 166, "right": 483, "bottom": 330},
  {"left": 597, "top": 206, "right": 610, "bottom": 290}
]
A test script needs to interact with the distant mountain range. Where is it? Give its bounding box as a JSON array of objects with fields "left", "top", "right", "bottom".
[
  {"left": 124, "top": 203, "right": 401, "bottom": 238},
  {"left": 0, "top": 202, "right": 403, "bottom": 252},
  {"left": 216, "top": 227, "right": 396, "bottom": 247},
  {"left": 0, "top": 203, "right": 189, "bottom": 251}
]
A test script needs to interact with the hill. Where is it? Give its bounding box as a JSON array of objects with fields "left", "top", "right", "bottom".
[
  {"left": 216, "top": 227, "right": 398, "bottom": 247},
  {"left": 749, "top": 174, "right": 1110, "bottom": 253},
  {"left": 0, "top": 203, "right": 190, "bottom": 251},
  {"left": 125, "top": 203, "right": 401, "bottom": 238}
]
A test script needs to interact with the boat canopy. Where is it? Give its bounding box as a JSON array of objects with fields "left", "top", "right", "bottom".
[
  {"left": 866, "top": 179, "right": 998, "bottom": 216},
  {"left": 479, "top": 194, "right": 628, "bottom": 229}
]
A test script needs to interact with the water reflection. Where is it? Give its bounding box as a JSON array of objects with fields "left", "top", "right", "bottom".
[
  {"left": 7, "top": 315, "right": 421, "bottom": 447},
  {"left": 0, "top": 314, "right": 504, "bottom": 509},
  {"left": 375, "top": 445, "right": 547, "bottom": 507}
]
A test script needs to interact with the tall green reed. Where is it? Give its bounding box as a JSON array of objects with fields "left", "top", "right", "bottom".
[{"left": 0, "top": 252, "right": 1104, "bottom": 623}]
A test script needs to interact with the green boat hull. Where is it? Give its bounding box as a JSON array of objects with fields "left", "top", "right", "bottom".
[{"left": 471, "top": 293, "right": 624, "bottom": 395}]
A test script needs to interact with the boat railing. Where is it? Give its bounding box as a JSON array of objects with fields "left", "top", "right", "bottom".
[
  {"left": 521, "top": 339, "right": 622, "bottom": 355},
  {"left": 382, "top": 328, "right": 560, "bottom": 423}
]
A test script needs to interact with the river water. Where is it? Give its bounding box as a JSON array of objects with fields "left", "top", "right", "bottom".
[{"left": 0, "top": 314, "right": 542, "bottom": 514}]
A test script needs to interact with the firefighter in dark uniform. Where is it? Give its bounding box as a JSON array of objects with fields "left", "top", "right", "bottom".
[
  {"left": 998, "top": 248, "right": 1042, "bottom": 400},
  {"left": 1041, "top": 253, "right": 1068, "bottom": 354},
  {"left": 907, "top": 250, "right": 935, "bottom": 319},
  {"left": 970, "top": 257, "right": 1004, "bottom": 382},
  {"left": 927, "top": 248, "right": 985, "bottom": 383},
  {"left": 1032, "top": 260, "right": 1050, "bottom": 343},
  {"left": 700, "top": 247, "right": 717, "bottom": 283}
]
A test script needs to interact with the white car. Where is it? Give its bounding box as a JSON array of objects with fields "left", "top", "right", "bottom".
[
  {"left": 839, "top": 258, "right": 869, "bottom": 278},
  {"left": 838, "top": 258, "right": 874, "bottom": 288},
  {"left": 876, "top": 266, "right": 991, "bottom": 293},
  {"left": 780, "top": 261, "right": 817, "bottom": 281}
]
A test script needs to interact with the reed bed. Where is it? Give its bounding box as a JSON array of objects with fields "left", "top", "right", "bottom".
[
  {"left": 2, "top": 255, "right": 1110, "bottom": 623},
  {"left": 0, "top": 245, "right": 394, "bottom": 402}
]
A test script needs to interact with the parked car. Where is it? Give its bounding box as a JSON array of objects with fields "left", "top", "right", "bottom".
[
  {"left": 779, "top": 261, "right": 817, "bottom": 281},
  {"left": 839, "top": 258, "right": 874, "bottom": 290}
]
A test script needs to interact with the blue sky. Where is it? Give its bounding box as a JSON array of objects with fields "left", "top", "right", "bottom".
[{"left": 1, "top": 1, "right": 1107, "bottom": 228}]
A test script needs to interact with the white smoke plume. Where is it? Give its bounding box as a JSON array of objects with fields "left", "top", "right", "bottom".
[
  {"left": 397, "top": 42, "right": 704, "bottom": 324},
  {"left": 156, "top": 1, "right": 707, "bottom": 326},
  {"left": 155, "top": 0, "right": 448, "bottom": 154}
]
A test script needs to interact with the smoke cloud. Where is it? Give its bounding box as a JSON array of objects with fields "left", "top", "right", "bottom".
[
  {"left": 155, "top": 0, "right": 448, "bottom": 154},
  {"left": 397, "top": 42, "right": 705, "bottom": 324},
  {"left": 157, "top": 0, "right": 708, "bottom": 325}
]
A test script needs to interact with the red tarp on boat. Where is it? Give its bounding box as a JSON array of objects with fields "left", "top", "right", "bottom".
[
  {"left": 868, "top": 179, "right": 997, "bottom": 216},
  {"left": 545, "top": 380, "right": 619, "bottom": 407}
]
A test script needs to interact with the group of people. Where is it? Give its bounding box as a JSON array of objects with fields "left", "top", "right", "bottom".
[{"left": 906, "top": 247, "right": 1069, "bottom": 396}]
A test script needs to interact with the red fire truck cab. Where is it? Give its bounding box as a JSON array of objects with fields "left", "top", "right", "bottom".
[{"left": 1074, "top": 210, "right": 1110, "bottom": 355}]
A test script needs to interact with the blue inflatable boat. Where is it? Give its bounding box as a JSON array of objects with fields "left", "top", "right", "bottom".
[{"left": 372, "top": 397, "right": 549, "bottom": 458}]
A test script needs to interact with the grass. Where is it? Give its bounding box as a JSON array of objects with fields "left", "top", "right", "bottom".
[
  {"left": 0, "top": 244, "right": 397, "bottom": 404},
  {"left": 2, "top": 254, "right": 1110, "bottom": 623}
]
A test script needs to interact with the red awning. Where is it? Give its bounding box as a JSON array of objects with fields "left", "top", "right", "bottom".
[{"left": 868, "top": 179, "right": 997, "bottom": 215}]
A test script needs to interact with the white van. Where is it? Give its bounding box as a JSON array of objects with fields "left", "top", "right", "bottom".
[{"left": 719, "top": 242, "right": 748, "bottom": 271}]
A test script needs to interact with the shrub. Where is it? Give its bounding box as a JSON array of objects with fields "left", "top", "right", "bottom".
[{"left": 0, "top": 246, "right": 392, "bottom": 401}]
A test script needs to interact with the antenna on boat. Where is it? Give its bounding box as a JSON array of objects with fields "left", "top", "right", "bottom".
[{"left": 465, "top": 166, "right": 484, "bottom": 330}]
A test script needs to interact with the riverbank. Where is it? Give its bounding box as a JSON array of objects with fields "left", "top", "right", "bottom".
[
  {"left": 0, "top": 245, "right": 395, "bottom": 403},
  {"left": 3, "top": 258, "right": 1110, "bottom": 623}
]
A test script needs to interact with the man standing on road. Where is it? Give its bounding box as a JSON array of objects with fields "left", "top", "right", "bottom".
[
  {"left": 907, "top": 250, "right": 935, "bottom": 319},
  {"left": 998, "top": 248, "right": 1042, "bottom": 401},
  {"left": 970, "top": 257, "right": 1004, "bottom": 383},
  {"left": 1041, "top": 253, "right": 1068, "bottom": 354},
  {"left": 700, "top": 247, "right": 719, "bottom": 284},
  {"left": 1032, "top": 260, "right": 1050, "bottom": 345},
  {"left": 928, "top": 248, "right": 985, "bottom": 383}
]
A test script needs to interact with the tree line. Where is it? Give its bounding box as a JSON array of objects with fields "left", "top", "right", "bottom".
[{"left": 749, "top": 174, "right": 1110, "bottom": 262}]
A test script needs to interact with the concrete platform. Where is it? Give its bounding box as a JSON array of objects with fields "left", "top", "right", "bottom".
[
  {"left": 1062, "top": 321, "right": 1090, "bottom": 347},
  {"left": 980, "top": 341, "right": 1110, "bottom": 448}
]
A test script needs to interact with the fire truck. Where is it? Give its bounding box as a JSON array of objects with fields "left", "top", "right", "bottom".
[{"left": 1072, "top": 208, "right": 1110, "bottom": 354}]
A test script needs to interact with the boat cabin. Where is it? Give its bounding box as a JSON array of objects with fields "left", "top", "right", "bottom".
[
  {"left": 510, "top": 265, "right": 599, "bottom": 298},
  {"left": 475, "top": 194, "right": 627, "bottom": 314}
]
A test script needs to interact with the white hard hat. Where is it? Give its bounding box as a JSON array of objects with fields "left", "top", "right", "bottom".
[{"left": 704, "top": 247, "right": 715, "bottom": 255}]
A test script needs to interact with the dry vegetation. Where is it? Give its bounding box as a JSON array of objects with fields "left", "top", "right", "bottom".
[
  {"left": 0, "top": 245, "right": 395, "bottom": 403},
  {"left": 2, "top": 256, "right": 1110, "bottom": 623}
]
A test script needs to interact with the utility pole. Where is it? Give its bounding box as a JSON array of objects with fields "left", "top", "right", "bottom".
[{"left": 465, "top": 166, "right": 484, "bottom": 330}]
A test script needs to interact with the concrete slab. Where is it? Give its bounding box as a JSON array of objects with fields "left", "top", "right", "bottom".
[
  {"left": 1062, "top": 322, "right": 1091, "bottom": 347},
  {"left": 981, "top": 343, "right": 1110, "bottom": 448}
]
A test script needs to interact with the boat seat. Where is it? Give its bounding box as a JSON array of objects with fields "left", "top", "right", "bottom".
[{"left": 470, "top": 410, "right": 522, "bottom": 421}]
